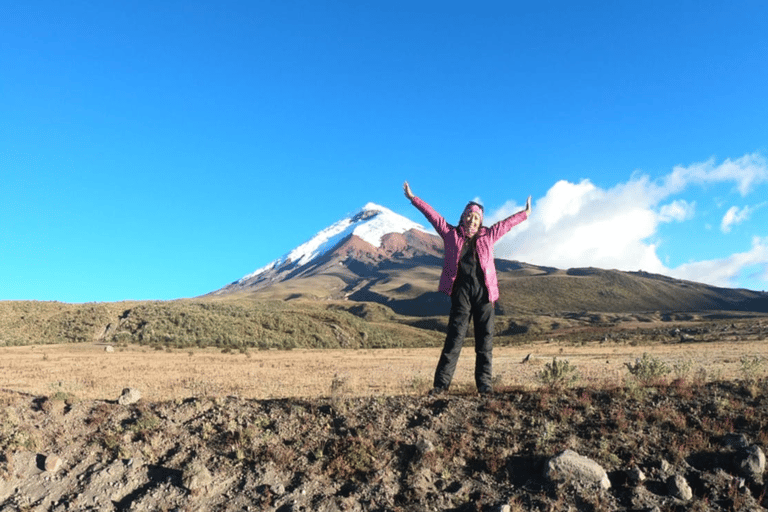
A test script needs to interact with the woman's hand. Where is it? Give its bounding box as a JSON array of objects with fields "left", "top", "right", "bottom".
[{"left": 403, "top": 181, "right": 415, "bottom": 200}]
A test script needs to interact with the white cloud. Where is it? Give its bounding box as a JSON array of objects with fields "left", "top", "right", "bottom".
[
  {"left": 487, "top": 153, "right": 768, "bottom": 290},
  {"left": 659, "top": 200, "right": 695, "bottom": 223},
  {"left": 720, "top": 202, "right": 766, "bottom": 233},
  {"left": 721, "top": 205, "right": 751, "bottom": 233},
  {"left": 663, "top": 153, "right": 768, "bottom": 196},
  {"left": 670, "top": 237, "right": 768, "bottom": 289},
  {"left": 490, "top": 177, "right": 665, "bottom": 274}
]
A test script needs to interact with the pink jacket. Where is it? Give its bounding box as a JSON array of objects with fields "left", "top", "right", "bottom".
[{"left": 411, "top": 196, "right": 528, "bottom": 303}]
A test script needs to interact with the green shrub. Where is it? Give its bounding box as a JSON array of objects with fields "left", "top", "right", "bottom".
[
  {"left": 536, "top": 357, "right": 580, "bottom": 389},
  {"left": 739, "top": 355, "right": 765, "bottom": 383},
  {"left": 625, "top": 352, "right": 670, "bottom": 386}
]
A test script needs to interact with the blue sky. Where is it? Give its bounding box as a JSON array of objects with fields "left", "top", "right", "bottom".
[{"left": 2, "top": 1, "right": 767, "bottom": 303}]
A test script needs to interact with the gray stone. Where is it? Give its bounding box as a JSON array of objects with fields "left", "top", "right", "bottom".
[
  {"left": 182, "top": 459, "right": 212, "bottom": 494},
  {"left": 667, "top": 474, "right": 692, "bottom": 501},
  {"left": 723, "top": 433, "right": 749, "bottom": 450},
  {"left": 545, "top": 449, "right": 611, "bottom": 490},
  {"left": 118, "top": 387, "right": 141, "bottom": 405},
  {"left": 104, "top": 345, "right": 114, "bottom": 353},
  {"left": 416, "top": 438, "right": 435, "bottom": 454},
  {"left": 739, "top": 445, "right": 766, "bottom": 483},
  {"left": 627, "top": 465, "right": 646, "bottom": 485}
]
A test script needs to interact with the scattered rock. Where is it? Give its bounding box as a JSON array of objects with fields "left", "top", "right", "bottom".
[
  {"left": 44, "top": 454, "right": 63, "bottom": 473},
  {"left": 182, "top": 459, "right": 212, "bottom": 494},
  {"left": 104, "top": 345, "right": 114, "bottom": 353},
  {"left": 415, "top": 438, "right": 435, "bottom": 454},
  {"left": 659, "top": 459, "right": 672, "bottom": 477},
  {"left": 40, "top": 396, "right": 66, "bottom": 415},
  {"left": 723, "top": 433, "right": 749, "bottom": 450},
  {"left": 118, "top": 387, "right": 141, "bottom": 405},
  {"left": 545, "top": 449, "right": 611, "bottom": 490},
  {"left": 627, "top": 465, "right": 646, "bottom": 485},
  {"left": 666, "top": 473, "right": 693, "bottom": 501},
  {"left": 738, "top": 445, "right": 766, "bottom": 484},
  {"left": 407, "top": 466, "right": 436, "bottom": 500}
]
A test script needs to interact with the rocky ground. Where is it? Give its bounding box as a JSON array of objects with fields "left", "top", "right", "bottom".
[{"left": 1, "top": 375, "right": 766, "bottom": 511}]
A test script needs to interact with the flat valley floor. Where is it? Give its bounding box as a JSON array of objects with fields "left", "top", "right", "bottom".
[{"left": 2, "top": 338, "right": 764, "bottom": 401}]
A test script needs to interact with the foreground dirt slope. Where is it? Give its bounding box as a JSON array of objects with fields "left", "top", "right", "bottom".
[{"left": 2, "top": 379, "right": 766, "bottom": 511}]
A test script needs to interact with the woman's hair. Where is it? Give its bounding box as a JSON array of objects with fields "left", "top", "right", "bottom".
[{"left": 467, "top": 201, "right": 484, "bottom": 211}]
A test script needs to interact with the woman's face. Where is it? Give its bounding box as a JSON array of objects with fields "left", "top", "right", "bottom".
[{"left": 463, "top": 211, "right": 482, "bottom": 232}]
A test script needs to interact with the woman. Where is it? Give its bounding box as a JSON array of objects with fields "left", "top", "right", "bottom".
[{"left": 403, "top": 181, "right": 531, "bottom": 395}]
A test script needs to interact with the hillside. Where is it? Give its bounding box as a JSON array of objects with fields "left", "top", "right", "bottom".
[
  {"left": 0, "top": 299, "right": 442, "bottom": 350},
  {"left": 2, "top": 259, "right": 768, "bottom": 351}
]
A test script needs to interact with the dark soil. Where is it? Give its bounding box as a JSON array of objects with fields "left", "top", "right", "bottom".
[{"left": 2, "top": 378, "right": 767, "bottom": 511}]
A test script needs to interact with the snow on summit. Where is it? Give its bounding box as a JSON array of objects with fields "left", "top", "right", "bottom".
[
  {"left": 353, "top": 202, "right": 429, "bottom": 247},
  {"left": 239, "top": 203, "right": 429, "bottom": 282}
]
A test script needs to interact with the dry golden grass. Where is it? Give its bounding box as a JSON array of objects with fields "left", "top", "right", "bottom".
[{"left": 1, "top": 338, "right": 764, "bottom": 401}]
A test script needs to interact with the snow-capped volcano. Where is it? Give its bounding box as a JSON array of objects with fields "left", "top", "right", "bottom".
[
  {"left": 216, "top": 203, "right": 437, "bottom": 295},
  {"left": 210, "top": 202, "right": 768, "bottom": 317}
]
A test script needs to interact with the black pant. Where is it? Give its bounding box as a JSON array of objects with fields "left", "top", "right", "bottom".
[{"left": 433, "top": 282, "right": 494, "bottom": 391}]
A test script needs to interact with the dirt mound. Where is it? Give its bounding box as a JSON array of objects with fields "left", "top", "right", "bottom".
[{"left": 2, "top": 379, "right": 766, "bottom": 511}]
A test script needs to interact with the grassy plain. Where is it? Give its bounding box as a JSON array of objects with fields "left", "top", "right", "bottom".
[{"left": 2, "top": 338, "right": 764, "bottom": 402}]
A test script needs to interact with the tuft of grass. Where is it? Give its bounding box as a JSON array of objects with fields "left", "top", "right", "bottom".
[
  {"left": 330, "top": 373, "right": 349, "bottom": 396},
  {"left": 671, "top": 359, "right": 693, "bottom": 382},
  {"left": 624, "top": 352, "right": 670, "bottom": 386},
  {"left": 739, "top": 355, "right": 766, "bottom": 397},
  {"left": 405, "top": 374, "right": 431, "bottom": 395},
  {"left": 48, "top": 381, "right": 80, "bottom": 406},
  {"left": 536, "top": 357, "right": 580, "bottom": 389},
  {"left": 325, "top": 435, "right": 379, "bottom": 480},
  {"left": 0, "top": 398, "right": 40, "bottom": 473},
  {"left": 739, "top": 355, "right": 765, "bottom": 383}
]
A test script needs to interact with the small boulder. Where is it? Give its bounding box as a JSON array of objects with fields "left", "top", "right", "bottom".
[
  {"left": 659, "top": 459, "right": 673, "bottom": 477},
  {"left": 104, "top": 345, "right": 114, "bottom": 353},
  {"left": 182, "top": 459, "right": 213, "bottom": 494},
  {"left": 667, "top": 474, "right": 693, "bottom": 501},
  {"left": 723, "top": 433, "right": 749, "bottom": 450},
  {"left": 416, "top": 438, "right": 435, "bottom": 454},
  {"left": 627, "top": 465, "right": 646, "bottom": 485},
  {"left": 545, "top": 449, "right": 611, "bottom": 490},
  {"left": 44, "top": 454, "right": 63, "bottom": 473},
  {"left": 118, "top": 388, "right": 141, "bottom": 405},
  {"left": 739, "top": 445, "right": 766, "bottom": 484}
]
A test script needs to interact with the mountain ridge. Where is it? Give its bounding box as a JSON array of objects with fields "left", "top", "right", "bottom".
[{"left": 212, "top": 203, "right": 768, "bottom": 316}]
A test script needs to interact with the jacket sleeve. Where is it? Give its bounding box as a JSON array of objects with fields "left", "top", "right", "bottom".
[
  {"left": 410, "top": 196, "right": 453, "bottom": 238},
  {"left": 487, "top": 210, "right": 528, "bottom": 243}
]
